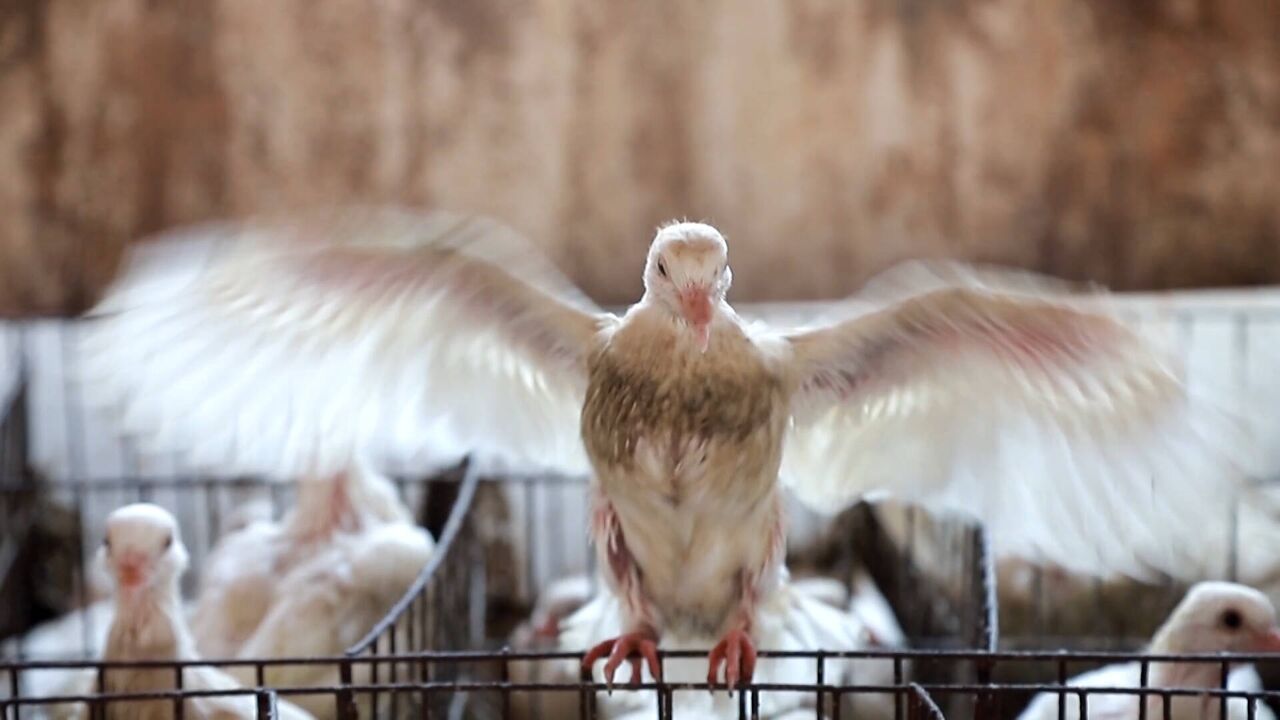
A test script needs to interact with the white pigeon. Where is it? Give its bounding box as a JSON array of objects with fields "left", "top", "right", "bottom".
[
  {"left": 190, "top": 460, "right": 412, "bottom": 660},
  {"left": 222, "top": 520, "right": 434, "bottom": 720},
  {"left": 80, "top": 207, "right": 1270, "bottom": 688},
  {"left": 1018, "top": 581, "right": 1280, "bottom": 720},
  {"left": 43, "top": 503, "right": 314, "bottom": 720}
]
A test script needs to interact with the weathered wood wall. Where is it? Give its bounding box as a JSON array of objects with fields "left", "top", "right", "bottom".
[{"left": 2, "top": 0, "right": 1278, "bottom": 315}]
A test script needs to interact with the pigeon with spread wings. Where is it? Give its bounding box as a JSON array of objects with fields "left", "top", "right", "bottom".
[{"left": 81, "top": 208, "right": 1269, "bottom": 689}]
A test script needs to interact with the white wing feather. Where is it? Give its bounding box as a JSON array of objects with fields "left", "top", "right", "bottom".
[
  {"left": 79, "top": 208, "right": 609, "bottom": 479},
  {"left": 781, "top": 265, "right": 1272, "bottom": 580}
]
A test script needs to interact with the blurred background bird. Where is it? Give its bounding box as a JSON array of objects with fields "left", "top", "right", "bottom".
[
  {"left": 189, "top": 461, "right": 418, "bottom": 660},
  {"left": 45, "top": 503, "right": 315, "bottom": 720},
  {"left": 1018, "top": 581, "right": 1280, "bottom": 720}
]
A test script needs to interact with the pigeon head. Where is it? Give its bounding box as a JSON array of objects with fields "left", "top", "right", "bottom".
[
  {"left": 100, "top": 503, "right": 188, "bottom": 592},
  {"left": 1155, "top": 581, "right": 1280, "bottom": 654},
  {"left": 644, "top": 221, "right": 731, "bottom": 353}
]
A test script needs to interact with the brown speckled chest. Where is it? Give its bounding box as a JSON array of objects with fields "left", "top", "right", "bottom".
[{"left": 580, "top": 321, "right": 786, "bottom": 471}]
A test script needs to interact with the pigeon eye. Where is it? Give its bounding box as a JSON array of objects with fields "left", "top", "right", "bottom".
[
  {"left": 102, "top": 537, "right": 111, "bottom": 551},
  {"left": 657, "top": 260, "right": 668, "bottom": 278},
  {"left": 163, "top": 534, "right": 173, "bottom": 550},
  {"left": 1221, "top": 609, "right": 1243, "bottom": 630}
]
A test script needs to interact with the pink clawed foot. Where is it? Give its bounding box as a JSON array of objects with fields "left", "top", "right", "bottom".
[
  {"left": 707, "top": 628, "right": 757, "bottom": 692},
  {"left": 582, "top": 630, "right": 662, "bottom": 689}
]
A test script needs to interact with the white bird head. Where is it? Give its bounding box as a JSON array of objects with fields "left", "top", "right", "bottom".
[
  {"left": 98, "top": 503, "right": 189, "bottom": 593},
  {"left": 1154, "top": 581, "right": 1280, "bottom": 654},
  {"left": 643, "top": 221, "right": 732, "bottom": 353}
]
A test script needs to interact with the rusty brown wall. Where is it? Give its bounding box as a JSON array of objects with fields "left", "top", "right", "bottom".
[{"left": 2, "top": 0, "right": 1279, "bottom": 315}]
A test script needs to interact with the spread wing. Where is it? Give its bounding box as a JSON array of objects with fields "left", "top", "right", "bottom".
[
  {"left": 80, "top": 207, "right": 608, "bottom": 479},
  {"left": 780, "top": 262, "right": 1271, "bottom": 580}
]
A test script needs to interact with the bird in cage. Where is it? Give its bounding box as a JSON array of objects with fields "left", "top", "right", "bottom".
[
  {"left": 43, "top": 503, "right": 315, "bottom": 720},
  {"left": 183, "top": 461, "right": 433, "bottom": 720},
  {"left": 78, "top": 207, "right": 1276, "bottom": 689},
  {"left": 219, "top": 519, "right": 433, "bottom": 719},
  {"left": 189, "top": 460, "right": 418, "bottom": 660},
  {"left": 1018, "top": 581, "right": 1280, "bottom": 720}
]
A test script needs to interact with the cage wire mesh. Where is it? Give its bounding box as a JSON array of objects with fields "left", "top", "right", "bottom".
[
  {"left": 445, "top": 472, "right": 995, "bottom": 719},
  {"left": 2, "top": 290, "right": 1280, "bottom": 720},
  {"left": 0, "top": 318, "right": 996, "bottom": 720},
  {"left": 985, "top": 299, "right": 1280, "bottom": 718},
  {"left": 0, "top": 320, "right": 485, "bottom": 719}
]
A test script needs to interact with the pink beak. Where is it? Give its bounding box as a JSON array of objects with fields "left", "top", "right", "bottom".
[
  {"left": 679, "top": 288, "right": 713, "bottom": 353},
  {"left": 1254, "top": 627, "right": 1280, "bottom": 652},
  {"left": 115, "top": 553, "right": 148, "bottom": 588}
]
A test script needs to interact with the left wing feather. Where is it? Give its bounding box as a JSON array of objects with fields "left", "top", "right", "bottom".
[{"left": 79, "top": 207, "right": 607, "bottom": 480}]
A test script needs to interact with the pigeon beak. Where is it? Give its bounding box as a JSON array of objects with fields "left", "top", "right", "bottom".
[
  {"left": 679, "top": 288, "right": 713, "bottom": 353},
  {"left": 115, "top": 554, "right": 148, "bottom": 588},
  {"left": 1253, "top": 627, "right": 1280, "bottom": 652}
]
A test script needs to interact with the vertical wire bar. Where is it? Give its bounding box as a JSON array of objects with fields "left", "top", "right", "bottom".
[
  {"left": 370, "top": 635, "right": 382, "bottom": 718},
  {"left": 337, "top": 659, "right": 357, "bottom": 720},
  {"left": 72, "top": 484, "right": 93, "bottom": 655},
  {"left": 8, "top": 666, "right": 19, "bottom": 720},
  {"left": 1032, "top": 566, "right": 1046, "bottom": 638},
  {"left": 1220, "top": 660, "right": 1230, "bottom": 720},
  {"left": 524, "top": 480, "right": 535, "bottom": 603},
  {"left": 815, "top": 652, "right": 825, "bottom": 718},
  {"left": 499, "top": 647, "right": 511, "bottom": 720},
  {"left": 390, "top": 617, "right": 401, "bottom": 718},
  {"left": 1229, "top": 309, "right": 1249, "bottom": 581},
  {"left": 256, "top": 690, "right": 275, "bottom": 720},
  {"left": 1057, "top": 657, "right": 1067, "bottom": 720},
  {"left": 205, "top": 481, "right": 220, "bottom": 554},
  {"left": 94, "top": 666, "right": 106, "bottom": 720},
  {"left": 751, "top": 688, "right": 760, "bottom": 720},
  {"left": 893, "top": 657, "right": 904, "bottom": 720},
  {"left": 1138, "top": 658, "right": 1148, "bottom": 720},
  {"left": 579, "top": 666, "right": 594, "bottom": 720},
  {"left": 173, "top": 665, "right": 185, "bottom": 720},
  {"left": 1162, "top": 688, "right": 1172, "bottom": 720}
]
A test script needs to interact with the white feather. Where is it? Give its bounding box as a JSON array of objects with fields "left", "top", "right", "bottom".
[
  {"left": 780, "top": 265, "right": 1279, "bottom": 580},
  {"left": 78, "top": 207, "right": 607, "bottom": 481}
]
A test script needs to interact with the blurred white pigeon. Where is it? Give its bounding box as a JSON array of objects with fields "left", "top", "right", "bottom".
[
  {"left": 45, "top": 503, "right": 314, "bottom": 720},
  {"left": 81, "top": 208, "right": 1270, "bottom": 687},
  {"left": 190, "top": 461, "right": 411, "bottom": 659},
  {"left": 222, "top": 520, "right": 433, "bottom": 719},
  {"left": 1018, "top": 581, "right": 1280, "bottom": 720}
]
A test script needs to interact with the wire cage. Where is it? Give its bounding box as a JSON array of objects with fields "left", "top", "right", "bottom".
[
  {"left": 0, "top": 314, "right": 999, "bottom": 719},
  {"left": 985, "top": 296, "right": 1280, "bottom": 718},
  {"left": 398, "top": 471, "right": 998, "bottom": 719},
  {"left": 0, "top": 319, "right": 486, "bottom": 719}
]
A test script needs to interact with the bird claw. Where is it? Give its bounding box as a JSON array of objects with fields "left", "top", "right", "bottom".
[
  {"left": 582, "top": 631, "right": 661, "bottom": 690},
  {"left": 707, "top": 628, "right": 756, "bottom": 694}
]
